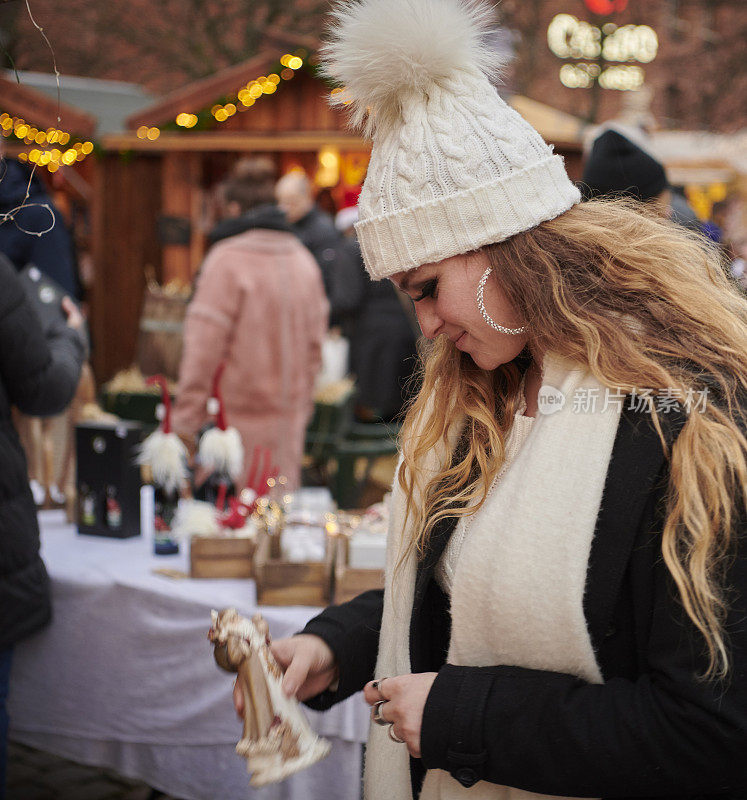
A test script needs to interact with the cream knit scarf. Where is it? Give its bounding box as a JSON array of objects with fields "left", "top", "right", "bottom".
[{"left": 364, "top": 354, "right": 622, "bottom": 800}]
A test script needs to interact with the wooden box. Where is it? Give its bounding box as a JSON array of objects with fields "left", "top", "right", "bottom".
[
  {"left": 333, "top": 535, "right": 385, "bottom": 604},
  {"left": 253, "top": 530, "right": 333, "bottom": 606},
  {"left": 189, "top": 535, "right": 256, "bottom": 579}
]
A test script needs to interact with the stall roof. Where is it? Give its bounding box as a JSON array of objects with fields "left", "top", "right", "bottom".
[
  {"left": 126, "top": 27, "right": 318, "bottom": 131},
  {"left": 124, "top": 38, "right": 585, "bottom": 149},
  {"left": 3, "top": 70, "right": 155, "bottom": 135},
  {"left": 0, "top": 73, "right": 96, "bottom": 136}
]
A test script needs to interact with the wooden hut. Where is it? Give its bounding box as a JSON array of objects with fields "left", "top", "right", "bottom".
[{"left": 92, "top": 33, "right": 584, "bottom": 382}]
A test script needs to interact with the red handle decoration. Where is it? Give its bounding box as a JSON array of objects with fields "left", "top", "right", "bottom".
[{"left": 245, "top": 445, "right": 262, "bottom": 494}]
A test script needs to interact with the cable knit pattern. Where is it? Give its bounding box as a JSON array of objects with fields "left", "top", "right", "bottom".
[
  {"left": 322, "top": 0, "right": 581, "bottom": 279},
  {"left": 354, "top": 65, "right": 580, "bottom": 279}
]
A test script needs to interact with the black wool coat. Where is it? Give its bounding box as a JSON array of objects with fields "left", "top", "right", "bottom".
[
  {"left": 303, "top": 402, "right": 747, "bottom": 799},
  {"left": 0, "top": 256, "right": 85, "bottom": 650}
]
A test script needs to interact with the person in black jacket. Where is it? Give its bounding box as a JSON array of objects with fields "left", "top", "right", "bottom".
[
  {"left": 275, "top": 171, "right": 357, "bottom": 326},
  {"left": 235, "top": 3, "right": 747, "bottom": 798},
  {"left": 335, "top": 218, "right": 419, "bottom": 422},
  {"left": 0, "top": 255, "right": 85, "bottom": 797}
]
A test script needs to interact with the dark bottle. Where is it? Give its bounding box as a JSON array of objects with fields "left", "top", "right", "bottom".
[{"left": 153, "top": 485, "right": 179, "bottom": 555}]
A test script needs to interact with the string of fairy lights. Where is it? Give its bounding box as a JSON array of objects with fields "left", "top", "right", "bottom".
[
  {"left": 0, "top": 112, "right": 95, "bottom": 173},
  {"left": 1, "top": 49, "right": 307, "bottom": 172},
  {"left": 135, "top": 50, "right": 306, "bottom": 142}
]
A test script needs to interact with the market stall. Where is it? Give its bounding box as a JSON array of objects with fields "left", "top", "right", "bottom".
[{"left": 8, "top": 510, "right": 370, "bottom": 800}]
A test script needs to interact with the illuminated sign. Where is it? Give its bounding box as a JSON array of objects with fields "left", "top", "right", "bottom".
[
  {"left": 547, "top": 13, "right": 658, "bottom": 91},
  {"left": 583, "top": 0, "right": 628, "bottom": 13}
]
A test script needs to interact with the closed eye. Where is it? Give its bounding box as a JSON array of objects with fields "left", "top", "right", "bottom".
[{"left": 413, "top": 279, "right": 437, "bottom": 302}]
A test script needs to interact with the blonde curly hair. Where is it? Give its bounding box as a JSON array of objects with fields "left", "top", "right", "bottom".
[{"left": 398, "top": 198, "right": 747, "bottom": 679}]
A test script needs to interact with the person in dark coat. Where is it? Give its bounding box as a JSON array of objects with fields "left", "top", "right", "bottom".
[
  {"left": 580, "top": 129, "right": 703, "bottom": 233},
  {"left": 234, "top": 1, "right": 747, "bottom": 798},
  {"left": 0, "top": 156, "right": 80, "bottom": 299},
  {"left": 275, "top": 171, "right": 357, "bottom": 326},
  {"left": 335, "top": 212, "right": 419, "bottom": 422},
  {"left": 0, "top": 254, "right": 85, "bottom": 797}
]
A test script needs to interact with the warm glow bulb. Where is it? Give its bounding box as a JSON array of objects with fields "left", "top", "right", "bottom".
[
  {"left": 288, "top": 56, "right": 303, "bottom": 70},
  {"left": 147, "top": 128, "right": 160, "bottom": 140},
  {"left": 81, "top": 141, "right": 94, "bottom": 154}
]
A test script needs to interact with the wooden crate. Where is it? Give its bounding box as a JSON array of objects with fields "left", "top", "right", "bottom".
[
  {"left": 189, "top": 535, "right": 256, "bottom": 579},
  {"left": 333, "top": 535, "right": 385, "bottom": 604},
  {"left": 253, "top": 530, "right": 333, "bottom": 606}
]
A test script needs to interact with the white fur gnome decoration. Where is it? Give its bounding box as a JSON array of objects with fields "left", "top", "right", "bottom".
[
  {"left": 137, "top": 374, "right": 189, "bottom": 494},
  {"left": 321, "top": 0, "right": 581, "bottom": 280},
  {"left": 198, "top": 362, "right": 244, "bottom": 480}
]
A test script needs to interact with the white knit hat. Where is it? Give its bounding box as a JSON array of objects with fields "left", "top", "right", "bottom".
[{"left": 322, "top": 0, "right": 581, "bottom": 280}]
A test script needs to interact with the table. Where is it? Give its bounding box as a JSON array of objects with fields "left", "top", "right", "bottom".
[{"left": 8, "top": 511, "right": 370, "bottom": 800}]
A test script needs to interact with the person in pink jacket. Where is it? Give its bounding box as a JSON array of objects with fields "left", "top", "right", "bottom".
[{"left": 172, "top": 158, "right": 329, "bottom": 490}]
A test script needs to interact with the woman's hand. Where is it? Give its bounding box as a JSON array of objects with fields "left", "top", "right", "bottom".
[
  {"left": 233, "top": 634, "right": 338, "bottom": 717},
  {"left": 363, "top": 673, "right": 437, "bottom": 758},
  {"left": 62, "top": 296, "right": 84, "bottom": 331}
]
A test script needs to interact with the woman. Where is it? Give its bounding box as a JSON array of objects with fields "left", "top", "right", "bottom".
[
  {"left": 172, "top": 157, "right": 328, "bottom": 490},
  {"left": 236, "top": 2, "right": 747, "bottom": 798}
]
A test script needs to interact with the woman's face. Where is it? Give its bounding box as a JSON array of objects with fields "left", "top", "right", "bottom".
[{"left": 390, "top": 250, "right": 528, "bottom": 371}]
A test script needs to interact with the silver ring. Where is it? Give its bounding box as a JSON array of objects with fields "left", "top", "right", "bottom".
[
  {"left": 388, "top": 724, "right": 405, "bottom": 743},
  {"left": 372, "top": 700, "right": 389, "bottom": 726},
  {"left": 477, "top": 267, "right": 527, "bottom": 335}
]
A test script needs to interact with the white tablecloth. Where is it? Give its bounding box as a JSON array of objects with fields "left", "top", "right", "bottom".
[{"left": 8, "top": 511, "right": 370, "bottom": 800}]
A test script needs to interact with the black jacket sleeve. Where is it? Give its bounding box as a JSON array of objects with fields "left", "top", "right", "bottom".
[
  {"left": 301, "top": 588, "right": 384, "bottom": 711},
  {"left": 420, "top": 486, "right": 747, "bottom": 795},
  {"left": 0, "top": 259, "right": 85, "bottom": 417}
]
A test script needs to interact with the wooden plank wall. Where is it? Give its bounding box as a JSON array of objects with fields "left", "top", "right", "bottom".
[{"left": 90, "top": 153, "right": 162, "bottom": 384}]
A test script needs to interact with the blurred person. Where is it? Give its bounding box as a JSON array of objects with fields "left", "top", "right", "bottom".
[
  {"left": 0, "top": 152, "right": 80, "bottom": 298},
  {"left": 0, "top": 254, "right": 85, "bottom": 798},
  {"left": 581, "top": 129, "right": 702, "bottom": 232},
  {"left": 207, "top": 169, "right": 293, "bottom": 247},
  {"left": 172, "top": 158, "right": 329, "bottom": 490},
  {"left": 335, "top": 197, "right": 419, "bottom": 422},
  {"left": 275, "top": 170, "right": 356, "bottom": 325}
]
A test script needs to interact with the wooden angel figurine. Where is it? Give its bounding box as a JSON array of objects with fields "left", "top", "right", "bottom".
[{"left": 209, "top": 608, "right": 330, "bottom": 786}]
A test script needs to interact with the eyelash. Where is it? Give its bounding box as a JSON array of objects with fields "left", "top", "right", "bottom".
[{"left": 413, "top": 279, "right": 437, "bottom": 302}]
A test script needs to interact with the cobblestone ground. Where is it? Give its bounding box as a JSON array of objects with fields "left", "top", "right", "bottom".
[{"left": 7, "top": 742, "right": 183, "bottom": 800}]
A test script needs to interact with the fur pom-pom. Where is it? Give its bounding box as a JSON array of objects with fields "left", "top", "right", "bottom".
[
  {"left": 172, "top": 500, "right": 220, "bottom": 541},
  {"left": 198, "top": 426, "right": 244, "bottom": 479},
  {"left": 322, "top": 0, "right": 501, "bottom": 136},
  {"left": 137, "top": 430, "right": 189, "bottom": 494}
]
